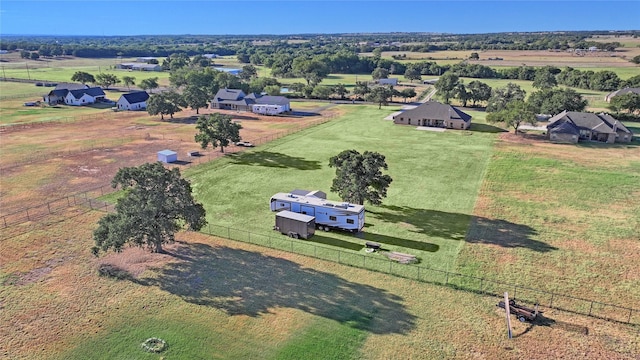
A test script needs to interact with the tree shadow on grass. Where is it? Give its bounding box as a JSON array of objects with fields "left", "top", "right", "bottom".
[
  {"left": 228, "top": 151, "right": 322, "bottom": 170},
  {"left": 137, "top": 242, "right": 416, "bottom": 335},
  {"left": 470, "top": 123, "right": 508, "bottom": 133},
  {"left": 369, "top": 205, "right": 556, "bottom": 253}
]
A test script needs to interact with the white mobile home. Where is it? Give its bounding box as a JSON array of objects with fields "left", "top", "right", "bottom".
[{"left": 270, "top": 191, "right": 365, "bottom": 232}]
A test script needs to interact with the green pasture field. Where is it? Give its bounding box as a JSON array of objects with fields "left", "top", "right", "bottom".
[
  {"left": 185, "top": 105, "right": 495, "bottom": 272},
  {"left": 487, "top": 65, "right": 639, "bottom": 80},
  {"left": 0, "top": 89, "right": 123, "bottom": 125},
  {"left": 0, "top": 81, "right": 49, "bottom": 98},
  {"left": 455, "top": 135, "right": 640, "bottom": 307}
]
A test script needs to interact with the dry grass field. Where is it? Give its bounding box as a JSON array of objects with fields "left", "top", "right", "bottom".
[
  {"left": 1, "top": 48, "right": 639, "bottom": 357},
  {"left": 367, "top": 49, "right": 640, "bottom": 71},
  {"left": 0, "top": 101, "right": 339, "bottom": 215},
  {"left": 2, "top": 211, "right": 638, "bottom": 359}
]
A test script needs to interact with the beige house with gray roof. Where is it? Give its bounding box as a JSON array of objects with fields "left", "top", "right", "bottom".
[
  {"left": 546, "top": 111, "right": 633, "bottom": 144},
  {"left": 392, "top": 101, "right": 472, "bottom": 130}
]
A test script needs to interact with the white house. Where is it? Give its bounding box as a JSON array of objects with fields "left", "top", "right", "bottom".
[
  {"left": 64, "top": 87, "right": 106, "bottom": 106},
  {"left": 116, "top": 91, "right": 150, "bottom": 111}
]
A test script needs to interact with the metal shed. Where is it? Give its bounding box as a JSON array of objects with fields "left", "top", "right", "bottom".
[
  {"left": 274, "top": 210, "right": 315, "bottom": 239},
  {"left": 157, "top": 150, "right": 177, "bottom": 163}
]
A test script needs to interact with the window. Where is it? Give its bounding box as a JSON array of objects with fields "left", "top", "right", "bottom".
[
  {"left": 329, "top": 216, "right": 337, "bottom": 221},
  {"left": 346, "top": 219, "right": 354, "bottom": 224},
  {"left": 461, "top": 123, "right": 464, "bottom": 129}
]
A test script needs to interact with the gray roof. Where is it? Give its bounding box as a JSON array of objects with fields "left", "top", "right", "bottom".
[
  {"left": 54, "top": 83, "right": 88, "bottom": 91},
  {"left": 607, "top": 87, "right": 640, "bottom": 99},
  {"left": 547, "top": 120, "right": 579, "bottom": 135},
  {"left": 547, "top": 111, "right": 632, "bottom": 135},
  {"left": 212, "top": 89, "right": 289, "bottom": 107},
  {"left": 68, "top": 87, "right": 105, "bottom": 99},
  {"left": 395, "top": 101, "right": 471, "bottom": 122},
  {"left": 255, "top": 95, "right": 290, "bottom": 106},
  {"left": 48, "top": 89, "right": 69, "bottom": 97},
  {"left": 120, "top": 91, "right": 149, "bottom": 104},
  {"left": 213, "top": 88, "right": 246, "bottom": 102}
]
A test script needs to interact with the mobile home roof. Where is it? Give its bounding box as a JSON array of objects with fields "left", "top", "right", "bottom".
[{"left": 271, "top": 193, "right": 364, "bottom": 213}]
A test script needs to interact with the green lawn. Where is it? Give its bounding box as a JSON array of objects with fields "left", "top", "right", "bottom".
[
  {"left": 186, "top": 105, "right": 495, "bottom": 271},
  {"left": 0, "top": 89, "right": 123, "bottom": 125},
  {"left": 2, "top": 66, "right": 171, "bottom": 86},
  {"left": 455, "top": 139, "right": 640, "bottom": 308}
]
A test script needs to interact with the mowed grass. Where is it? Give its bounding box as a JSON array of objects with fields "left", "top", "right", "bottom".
[
  {"left": 455, "top": 136, "right": 640, "bottom": 308},
  {"left": 3, "top": 198, "right": 639, "bottom": 359},
  {"left": 186, "top": 105, "right": 495, "bottom": 271},
  {"left": 0, "top": 89, "right": 125, "bottom": 125}
]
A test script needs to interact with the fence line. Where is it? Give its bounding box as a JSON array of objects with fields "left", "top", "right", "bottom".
[
  {"left": 1, "top": 115, "right": 335, "bottom": 222},
  {"left": 200, "top": 223, "right": 639, "bottom": 326},
  {"left": 3, "top": 109, "right": 635, "bottom": 325}
]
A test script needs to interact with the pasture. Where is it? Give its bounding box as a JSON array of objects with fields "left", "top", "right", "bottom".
[
  {"left": 1, "top": 102, "right": 640, "bottom": 358},
  {"left": 186, "top": 105, "right": 495, "bottom": 271}
]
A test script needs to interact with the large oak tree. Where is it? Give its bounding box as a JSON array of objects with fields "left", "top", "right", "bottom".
[
  {"left": 329, "top": 150, "right": 393, "bottom": 206},
  {"left": 195, "top": 113, "right": 242, "bottom": 153},
  {"left": 92, "top": 162, "right": 206, "bottom": 254}
]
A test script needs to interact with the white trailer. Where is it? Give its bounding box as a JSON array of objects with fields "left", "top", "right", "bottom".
[{"left": 270, "top": 191, "right": 365, "bottom": 232}]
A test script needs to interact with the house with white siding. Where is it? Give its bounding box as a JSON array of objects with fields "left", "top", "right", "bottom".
[
  {"left": 116, "top": 91, "right": 150, "bottom": 111},
  {"left": 64, "top": 87, "right": 106, "bottom": 106}
]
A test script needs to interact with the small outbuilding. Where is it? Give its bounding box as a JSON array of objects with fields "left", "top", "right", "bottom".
[
  {"left": 274, "top": 210, "right": 315, "bottom": 239},
  {"left": 157, "top": 150, "right": 177, "bottom": 163}
]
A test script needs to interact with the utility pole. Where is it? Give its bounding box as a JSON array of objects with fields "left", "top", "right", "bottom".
[
  {"left": 25, "top": 62, "right": 31, "bottom": 80},
  {"left": 504, "top": 292, "right": 512, "bottom": 339}
]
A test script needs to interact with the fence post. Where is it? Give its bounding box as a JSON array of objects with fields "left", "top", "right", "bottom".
[
  {"left": 363, "top": 254, "right": 366, "bottom": 268},
  {"left": 445, "top": 271, "right": 449, "bottom": 285},
  {"left": 26, "top": 209, "right": 30, "bottom": 221},
  {"left": 479, "top": 278, "right": 484, "bottom": 293},
  {"left": 588, "top": 301, "right": 594, "bottom": 316},
  {"left": 513, "top": 286, "right": 517, "bottom": 300},
  {"left": 628, "top": 309, "right": 632, "bottom": 324},
  {"left": 550, "top": 293, "right": 555, "bottom": 308},
  {"left": 47, "top": 202, "right": 51, "bottom": 214}
]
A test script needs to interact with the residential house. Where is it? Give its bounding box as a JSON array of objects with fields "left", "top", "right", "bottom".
[
  {"left": 136, "top": 57, "right": 156, "bottom": 63},
  {"left": 605, "top": 87, "right": 640, "bottom": 103},
  {"left": 116, "top": 91, "right": 150, "bottom": 111},
  {"left": 546, "top": 111, "right": 633, "bottom": 144},
  {"left": 393, "top": 101, "right": 472, "bottom": 130},
  {"left": 116, "top": 63, "right": 162, "bottom": 71},
  {"left": 203, "top": 54, "right": 218, "bottom": 59},
  {"left": 64, "top": 87, "right": 106, "bottom": 106},
  {"left": 210, "top": 89, "right": 291, "bottom": 115},
  {"left": 44, "top": 83, "right": 89, "bottom": 104}
]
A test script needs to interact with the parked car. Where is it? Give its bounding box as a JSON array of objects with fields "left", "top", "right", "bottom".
[{"left": 235, "top": 141, "right": 254, "bottom": 147}]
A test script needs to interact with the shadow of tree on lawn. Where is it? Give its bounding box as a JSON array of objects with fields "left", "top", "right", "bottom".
[
  {"left": 138, "top": 242, "right": 416, "bottom": 335},
  {"left": 228, "top": 151, "right": 322, "bottom": 170},
  {"left": 369, "top": 205, "right": 556, "bottom": 253}
]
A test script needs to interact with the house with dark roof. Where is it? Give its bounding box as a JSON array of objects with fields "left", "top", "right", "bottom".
[
  {"left": 546, "top": 111, "right": 633, "bottom": 144},
  {"left": 210, "top": 89, "right": 291, "bottom": 115},
  {"left": 43, "top": 83, "right": 89, "bottom": 104},
  {"left": 64, "top": 87, "right": 106, "bottom": 106},
  {"left": 605, "top": 87, "right": 640, "bottom": 103},
  {"left": 116, "top": 91, "right": 150, "bottom": 111},
  {"left": 392, "top": 101, "right": 472, "bottom": 130}
]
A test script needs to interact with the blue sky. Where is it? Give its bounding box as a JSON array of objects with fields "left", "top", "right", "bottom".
[{"left": 1, "top": 1, "right": 638, "bottom": 36}]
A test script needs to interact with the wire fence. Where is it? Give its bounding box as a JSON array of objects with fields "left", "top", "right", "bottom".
[
  {"left": 201, "top": 223, "right": 640, "bottom": 326},
  {"left": 0, "top": 110, "right": 335, "bottom": 172},
  {"left": 0, "top": 184, "right": 117, "bottom": 228}
]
